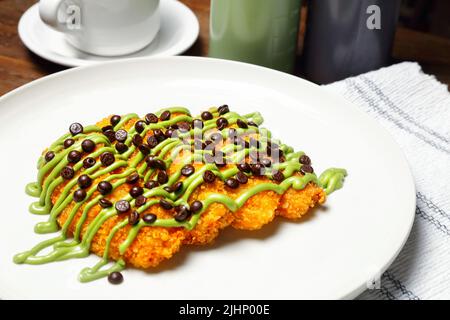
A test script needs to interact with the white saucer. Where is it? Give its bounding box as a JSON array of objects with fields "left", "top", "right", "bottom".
[{"left": 18, "top": 1, "right": 200, "bottom": 67}]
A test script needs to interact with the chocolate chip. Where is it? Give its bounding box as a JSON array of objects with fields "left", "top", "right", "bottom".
[
  {"left": 115, "top": 200, "right": 130, "bottom": 213},
  {"left": 81, "top": 139, "right": 96, "bottom": 153},
  {"left": 160, "top": 199, "right": 173, "bottom": 210},
  {"left": 225, "top": 178, "right": 239, "bottom": 189},
  {"left": 172, "top": 181, "right": 183, "bottom": 192},
  {"left": 45, "top": 151, "right": 55, "bottom": 162},
  {"left": 153, "top": 129, "right": 166, "bottom": 142},
  {"left": 103, "top": 130, "right": 116, "bottom": 143},
  {"left": 272, "top": 170, "right": 284, "bottom": 182},
  {"left": 178, "top": 122, "right": 191, "bottom": 132},
  {"left": 77, "top": 174, "right": 92, "bottom": 189},
  {"left": 100, "top": 152, "right": 115, "bottom": 167},
  {"left": 99, "top": 198, "right": 113, "bottom": 208},
  {"left": 102, "top": 125, "right": 113, "bottom": 132},
  {"left": 169, "top": 124, "right": 179, "bottom": 130},
  {"left": 147, "top": 135, "right": 158, "bottom": 148},
  {"left": 300, "top": 164, "right": 314, "bottom": 174},
  {"left": 130, "top": 186, "right": 143, "bottom": 198},
  {"left": 218, "top": 105, "right": 229, "bottom": 115},
  {"left": 237, "top": 119, "right": 248, "bottom": 129},
  {"left": 83, "top": 157, "right": 96, "bottom": 169},
  {"left": 261, "top": 158, "right": 272, "bottom": 167},
  {"left": 236, "top": 172, "right": 248, "bottom": 184},
  {"left": 143, "top": 213, "right": 157, "bottom": 224},
  {"left": 250, "top": 163, "right": 263, "bottom": 176},
  {"left": 69, "top": 123, "right": 83, "bottom": 136},
  {"left": 192, "top": 119, "right": 204, "bottom": 129},
  {"left": 157, "top": 170, "right": 168, "bottom": 184},
  {"left": 181, "top": 164, "right": 195, "bottom": 177},
  {"left": 97, "top": 181, "right": 113, "bottom": 195},
  {"left": 174, "top": 206, "right": 191, "bottom": 222},
  {"left": 247, "top": 121, "right": 258, "bottom": 127},
  {"left": 115, "top": 142, "right": 128, "bottom": 154},
  {"left": 110, "top": 115, "right": 121, "bottom": 126},
  {"left": 145, "top": 113, "right": 158, "bottom": 124},
  {"left": 299, "top": 155, "right": 311, "bottom": 165},
  {"left": 159, "top": 110, "right": 171, "bottom": 121},
  {"left": 148, "top": 158, "right": 166, "bottom": 170},
  {"left": 190, "top": 200, "right": 203, "bottom": 213},
  {"left": 115, "top": 129, "right": 128, "bottom": 143},
  {"left": 128, "top": 211, "right": 140, "bottom": 226},
  {"left": 64, "top": 138, "right": 75, "bottom": 149},
  {"left": 201, "top": 111, "right": 213, "bottom": 120},
  {"left": 135, "top": 120, "right": 146, "bottom": 134},
  {"left": 67, "top": 150, "right": 82, "bottom": 164},
  {"left": 73, "top": 189, "right": 86, "bottom": 202},
  {"left": 203, "top": 170, "right": 216, "bottom": 183},
  {"left": 61, "top": 166, "right": 75, "bottom": 180},
  {"left": 216, "top": 117, "right": 229, "bottom": 130},
  {"left": 163, "top": 186, "right": 172, "bottom": 193},
  {"left": 132, "top": 134, "right": 143, "bottom": 147},
  {"left": 108, "top": 272, "right": 123, "bottom": 285},
  {"left": 138, "top": 144, "right": 150, "bottom": 155},
  {"left": 144, "top": 180, "right": 159, "bottom": 189},
  {"left": 126, "top": 173, "right": 140, "bottom": 185},
  {"left": 135, "top": 195, "right": 147, "bottom": 207},
  {"left": 165, "top": 129, "right": 177, "bottom": 139},
  {"left": 237, "top": 163, "right": 251, "bottom": 173}
]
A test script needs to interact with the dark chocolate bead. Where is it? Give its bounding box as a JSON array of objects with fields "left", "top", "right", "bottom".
[
  {"left": 138, "top": 144, "right": 150, "bottom": 155},
  {"left": 69, "top": 122, "right": 83, "bottom": 136},
  {"left": 174, "top": 206, "right": 191, "bottom": 222},
  {"left": 190, "top": 200, "right": 203, "bottom": 213},
  {"left": 300, "top": 164, "right": 314, "bottom": 174},
  {"left": 128, "top": 211, "right": 140, "bottom": 226},
  {"left": 83, "top": 157, "right": 96, "bottom": 169},
  {"left": 108, "top": 272, "right": 123, "bottom": 285},
  {"left": 135, "top": 120, "right": 146, "bottom": 134},
  {"left": 67, "top": 150, "right": 82, "bottom": 164},
  {"left": 77, "top": 174, "right": 92, "bottom": 189},
  {"left": 73, "top": 189, "right": 86, "bottom": 202},
  {"left": 237, "top": 163, "right": 251, "bottom": 173},
  {"left": 236, "top": 172, "right": 248, "bottom": 184},
  {"left": 81, "top": 139, "right": 96, "bottom": 153},
  {"left": 145, "top": 113, "right": 158, "bottom": 124},
  {"left": 299, "top": 155, "right": 311, "bottom": 165},
  {"left": 45, "top": 151, "right": 55, "bottom": 162},
  {"left": 144, "top": 180, "right": 159, "bottom": 189},
  {"left": 64, "top": 138, "right": 75, "bottom": 149},
  {"left": 157, "top": 170, "right": 169, "bottom": 184},
  {"left": 250, "top": 163, "right": 263, "bottom": 176},
  {"left": 110, "top": 115, "right": 121, "bottom": 126},
  {"left": 159, "top": 110, "right": 171, "bottom": 121},
  {"left": 272, "top": 170, "right": 285, "bottom": 182},
  {"left": 132, "top": 134, "right": 143, "bottom": 147},
  {"left": 153, "top": 129, "right": 166, "bottom": 142},
  {"left": 130, "top": 186, "right": 144, "bottom": 198},
  {"left": 115, "top": 142, "right": 128, "bottom": 154},
  {"left": 135, "top": 195, "right": 147, "bottom": 207},
  {"left": 201, "top": 111, "right": 213, "bottom": 120},
  {"left": 102, "top": 125, "right": 113, "bottom": 132},
  {"left": 172, "top": 181, "right": 183, "bottom": 192},
  {"left": 160, "top": 199, "right": 173, "bottom": 210},
  {"left": 100, "top": 152, "right": 115, "bottom": 166},
  {"left": 148, "top": 159, "right": 166, "bottom": 170},
  {"left": 147, "top": 135, "right": 158, "bottom": 148},
  {"left": 203, "top": 170, "right": 216, "bottom": 183},
  {"left": 163, "top": 186, "right": 172, "bottom": 193},
  {"left": 216, "top": 117, "right": 229, "bottom": 130},
  {"left": 126, "top": 173, "right": 140, "bottom": 185},
  {"left": 178, "top": 122, "right": 191, "bottom": 132},
  {"left": 192, "top": 119, "right": 204, "bottom": 129},
  {"left": 115, "top": 200, "right": 130, "bottom": 213},
  {"left": 115, "top": 129, "right": 128, "bottom": 143},
  {"left": 236, "top": 119, "right": 248, "bottom": 129},
  {"left": 181, "top": 164, "right": 195, "bottom": 177},
  {"left": 165, "top": 129, "right": 177, "bottom": 139},
  {"left": 97, "top": 181, "right": 113, "bottom": 195},
  {"left": 225, "top": 178, "right": 239, "bottom": 189},
  {"left": 103, "top": 130, "right": 116, "bottom": 143},
  {"left": 99, "top": 198, "right": 113, "bottom": 208},
  {"left": 218, "top": 105, "right": 229, "bottom": 115},
  {"left": 61, "top": 166, "right": 75, "bottom": 180},
  {"left": 143, "top": 213, "right": 157, "bottom": 224},
  {"left": 261, "top": 158, "right": 272, "bottom": 167}
]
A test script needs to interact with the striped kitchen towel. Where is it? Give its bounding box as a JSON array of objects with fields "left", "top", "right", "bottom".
[{"left": 324, "top": 62, "right": 450, "bottom": 300}]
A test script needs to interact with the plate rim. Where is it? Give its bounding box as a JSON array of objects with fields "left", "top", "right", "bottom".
[
  {"left": 0, "top": 56, "right": 416, "bottom": 300},
  {"left": 17, "top": 0, "right": 200, "bottom": 67}
]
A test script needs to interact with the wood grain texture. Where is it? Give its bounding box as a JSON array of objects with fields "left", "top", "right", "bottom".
[{"left": 0, "top": 0, "right": 449, "bottom": 96}]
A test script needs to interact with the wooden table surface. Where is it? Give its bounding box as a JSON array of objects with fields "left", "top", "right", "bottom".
[{"left": 1, "top": 0, "right": 449, "bottom": 96}]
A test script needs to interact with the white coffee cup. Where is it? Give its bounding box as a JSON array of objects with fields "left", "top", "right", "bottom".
[{"left": 39, "top": 0, "right": 160, "bottom": 56}]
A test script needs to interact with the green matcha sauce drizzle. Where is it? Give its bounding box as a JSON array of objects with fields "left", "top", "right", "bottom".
[{"left": 14, "top": 106, "right": 347, "bottom": 282}]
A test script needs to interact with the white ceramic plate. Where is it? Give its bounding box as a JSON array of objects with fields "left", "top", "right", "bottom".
[
  {"left": 0, "top": 57, "right": 415, "bottom": 300},
  {"left": 18, "top": 1, "right": 199, "bottom": 67}
]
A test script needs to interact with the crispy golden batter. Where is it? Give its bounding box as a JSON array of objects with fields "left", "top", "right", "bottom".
[{"left": 52, "top": 115, "right": 326, "bottom": 269}]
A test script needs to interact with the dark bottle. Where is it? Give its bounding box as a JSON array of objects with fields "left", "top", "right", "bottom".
[{"left": 302, "top": 0, "right": 401, "bottom": 84}]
